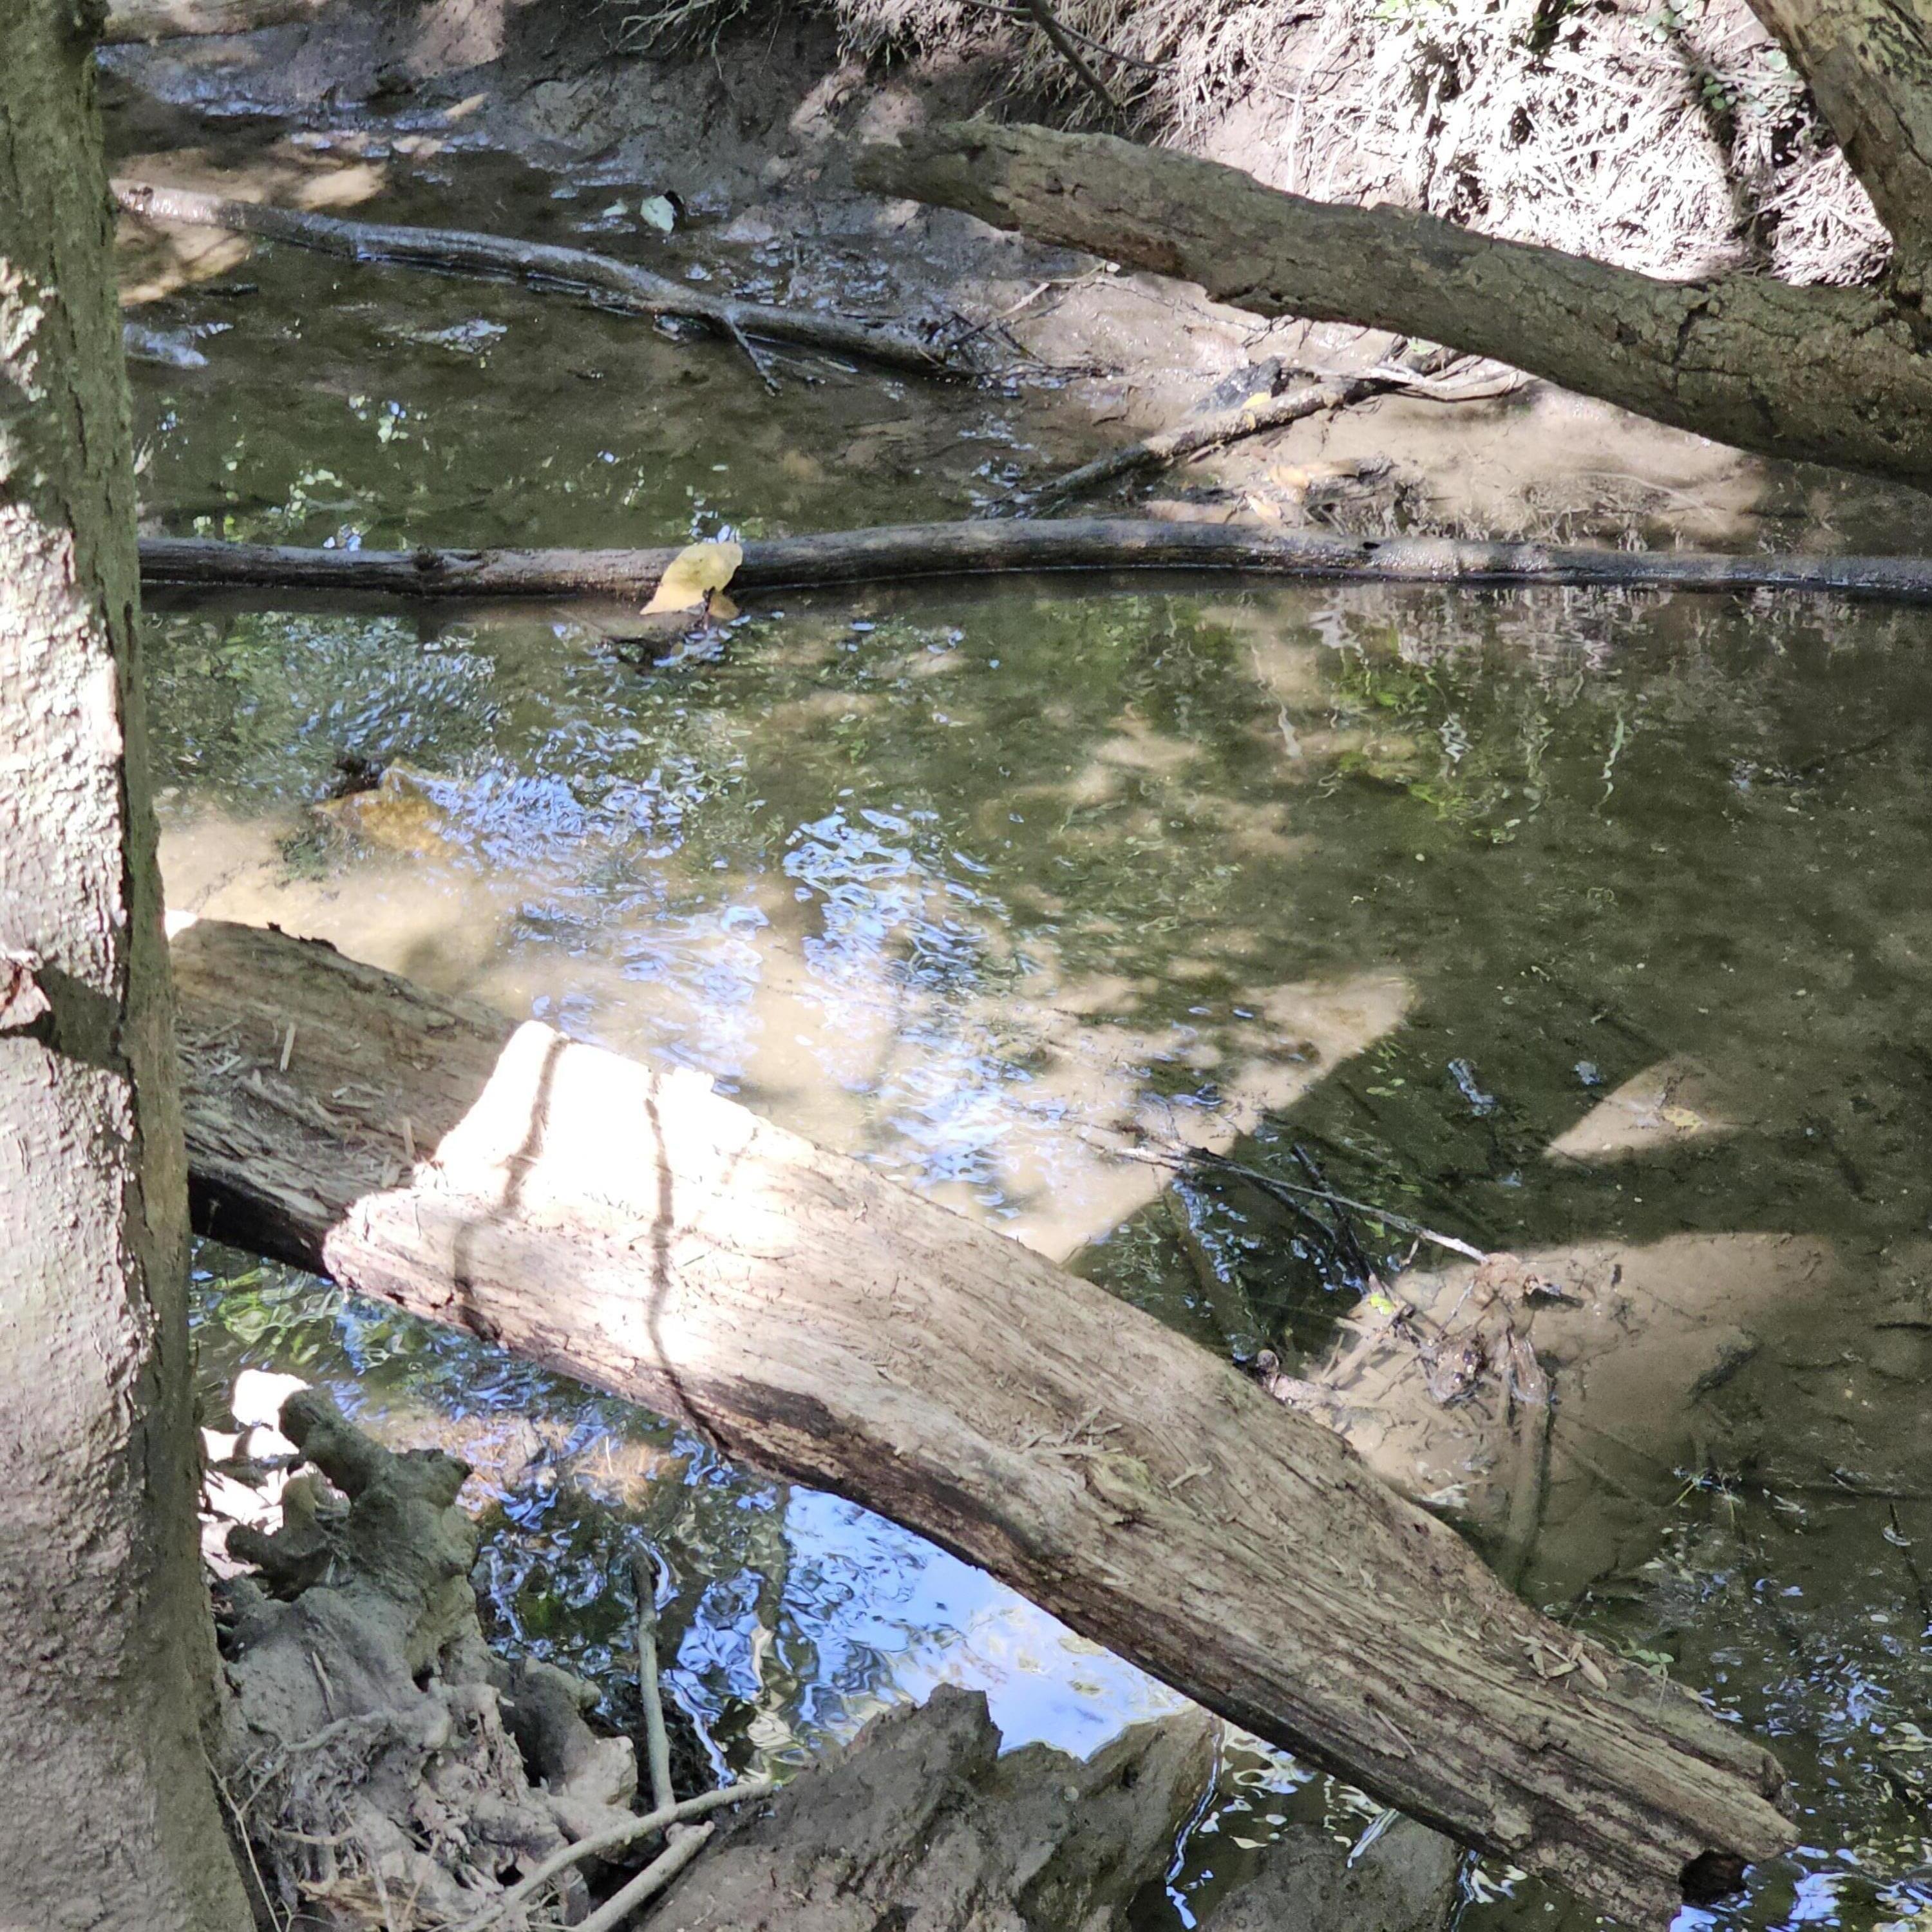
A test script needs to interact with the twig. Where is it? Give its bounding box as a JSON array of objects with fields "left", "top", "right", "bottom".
[
  {"left": 1120, "top": 1143, "right": 1490, "bottom": 1264},
  {"left": 575, "top": 1820, "right": 715, "bottom": 1932},
  {"left": 631, "top": 1548, "right": 675, "bottom": 1816},
  {"left": 1018, "top": 0, "right": 1123, "bottom": 116},
  {"left": 448, "top": 1779, "right": 775, "bottom": 1932},
  {"left": 111, "top": 180, "right": 959, "bottom": 379},
  {"left": 953, "top": 0, "right": 1166, "bottom": 69}
]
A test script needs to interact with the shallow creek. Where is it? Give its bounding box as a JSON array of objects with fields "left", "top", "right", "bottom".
[{"left": 116, "top": 95, "right": 1932, "bottom": 1932}]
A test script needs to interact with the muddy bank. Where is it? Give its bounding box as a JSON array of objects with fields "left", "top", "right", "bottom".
[{"left": 102, "top": 0, "right": 1932, "bottom": 547}]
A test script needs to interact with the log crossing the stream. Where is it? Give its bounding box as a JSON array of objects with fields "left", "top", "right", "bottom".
[
  {"left": 171, "top": 917, "right": 1789, "bottom": 1924},
  {"left": 138, "top": 523, "right": 1932, "bottom": 605}
]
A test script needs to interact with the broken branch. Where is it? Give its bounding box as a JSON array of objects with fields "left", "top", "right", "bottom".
[{"left": 111, "top": 179, "right": 959, "bottom": 378}]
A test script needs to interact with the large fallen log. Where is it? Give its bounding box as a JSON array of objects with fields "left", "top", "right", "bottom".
[
  {"left": 111, "top": 180, "right": 956, "bottom": 379},
  {"left": 854, "top": 120, "right": 1932, "bottom": 488},
  {"left": 138, "top": 522, "right": 1932, "bottom": 605},
  {"left": 169, "top": 916, "right": 1790, "bottom": 1925}
]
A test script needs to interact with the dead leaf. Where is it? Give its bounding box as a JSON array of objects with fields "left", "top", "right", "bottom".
[{"left": 644, "top": 540, "right": 742, "bottom": 616}]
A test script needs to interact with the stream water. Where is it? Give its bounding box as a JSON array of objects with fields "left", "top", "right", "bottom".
[{"left": 113, "top": 88, "right": 1932, "bottom": 1932}]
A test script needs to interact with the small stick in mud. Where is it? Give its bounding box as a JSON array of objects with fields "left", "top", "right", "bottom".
[{"left": 111, "top": 180, "right": 965, "bottom": 381}]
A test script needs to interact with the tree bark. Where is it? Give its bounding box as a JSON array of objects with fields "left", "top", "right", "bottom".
[
  {"left": 136, "top": 520, "right": 1932, "bottom": 604},
  {"left": 169, "top": 915, "right": 1792, "bottom": 1927},
  {"left": 854, "top": 120, "right": 1932, "bottom": 487},
  {"left": 1739, "top": 0, "right": 1932, "bottom": 283},
  {"left": 0, "top": 8, "right": 251, "bottom": 1927}
]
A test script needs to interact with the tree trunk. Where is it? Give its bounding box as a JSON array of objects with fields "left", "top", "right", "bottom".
[
  {"left": 853, "top": 119, "right": 1932, "bottom": 488},
  {"left": 1738, "top": 0, "right": 1932, "bottom": 284},
  {"left": 0, "top": 7, "right": 251, "bottom": 1929},
  {"left": 169, "top": 915, "right": 1791, "bottom": 1927}
]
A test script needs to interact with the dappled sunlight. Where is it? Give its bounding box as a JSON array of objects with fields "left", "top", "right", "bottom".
[{"left": 1544, "top": 1056, "right": 1741, "bottom": 1165}]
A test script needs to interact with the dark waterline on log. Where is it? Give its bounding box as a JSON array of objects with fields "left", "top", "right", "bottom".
[{"left": 121, "top": 93, "right": 1932, "bottom": 1932}]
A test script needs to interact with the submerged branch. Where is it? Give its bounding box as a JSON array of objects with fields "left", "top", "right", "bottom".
[
  {"left": 138, "top": 520, "right": 1932, "bottom": 605},
  {"left": 111, "top": 180, "right": 961, "bottom": 378}
]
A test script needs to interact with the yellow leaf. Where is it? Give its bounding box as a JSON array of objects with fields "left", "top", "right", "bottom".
[
  {"left": 644, "top": 540, "right": 743, "bottom": 615},
  {"left": 1660, "top": 1105, "right": 1705, "bottom": 1131}
]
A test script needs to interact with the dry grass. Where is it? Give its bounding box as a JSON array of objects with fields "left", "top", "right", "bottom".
[{"left": 612, "top": 0, "right": 1888, "bottom": 289}]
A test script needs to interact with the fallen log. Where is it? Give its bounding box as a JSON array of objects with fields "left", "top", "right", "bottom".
[
  {"left": 138, "top": 521, "right": 1932, "bottom": 605},
  {"left": 853, "top": 120, "right": 1932, "bottom": 488},
  {"left": 171, "top": 916, "right": 1789, "bottom": 1924},
  {"left": 110, "top": 180, "right": 956, "bottom": 381}
]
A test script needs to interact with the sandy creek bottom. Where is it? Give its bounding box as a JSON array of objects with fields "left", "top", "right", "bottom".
[{"left": 121, "top": 101, "right": 1932, "bottom": 1932}]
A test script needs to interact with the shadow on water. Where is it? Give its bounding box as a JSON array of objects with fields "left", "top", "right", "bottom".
[{"left": 133, "top": 98, "right": 1932, "bottom": 1932}]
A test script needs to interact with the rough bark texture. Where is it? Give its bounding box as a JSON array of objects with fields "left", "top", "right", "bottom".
[
  {"left": 1741, "top": 0, "right": 1932, "bottom": 280},
  {"left": 854, "top": 121, "right": 1932, "bottom": 487},
  {"left": 111, "top": 180, "right": 956, "bottom": 375},
  {"left": 0, "top": 8, "right": 250, "bottom": 1927},
  {"left": 170, "top": 916, "right": 1792, "bottom": 1926},
  {"left": 647, "top": 1684, "right": 1216, "bottom": 1932},
  {"left": 137, "top": 523, "right": 1932, "bottom": 604},
  {"left": 1193, "top": 1816, "right": 1461, "bottom": 1932}
]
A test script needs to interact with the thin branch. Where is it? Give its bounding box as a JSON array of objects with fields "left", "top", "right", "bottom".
[
  {"left": 448, "top": 1779, "right": 773, "bottom": 1932},
  {"left": 631, "top": 1549, "right": 676, "bottom": 1817},
  {"left": 575, "top": 1821, "right": 715, "bottom": 1932},
  {"left": 1017, "top": 0, "right": 1123, "bottom": 117},
  {"left": 111, "top": 180, "right": 961, "bottom": 378},
  {"left": 952, "top": 0, "right": 1167, "bottom": 70}
]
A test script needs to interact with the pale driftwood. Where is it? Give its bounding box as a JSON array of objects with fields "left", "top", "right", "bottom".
[
  {"left": 101, "top": 0, "right": 323, "bottom": 40},
  {"left": 110, "top": 180, "right": 955, "bottom": 379},
  {"left": 171, "top": 916, "right": 1789, "bottom": 1923},
  {"left": 853, "top": 120, "right": 1932, "bottom": 488},
  {"left": 138, "top": 520, "right": 1932, "bottom": 605}
]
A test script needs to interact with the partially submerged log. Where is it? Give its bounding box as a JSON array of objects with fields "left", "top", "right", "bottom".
[
  {"left": 138, "top": 521, "right": 1932, "bottom": 605},
  {"left": 171, "top": 916, "right": 1790, "bottom": 1924},
  {"left": 111, "top": 180, "right": 956, "bottom": 379},
  {"left": 854, "top": 118, "right": 1932, "bottom": 488}
]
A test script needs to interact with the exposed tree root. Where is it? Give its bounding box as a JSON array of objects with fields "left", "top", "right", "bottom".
[
  {"left": 111, "top": 180, "right": 963, "bottom": 381},
  {"left": 139, "top": 519, "right": 1932, "bottom": 605}
]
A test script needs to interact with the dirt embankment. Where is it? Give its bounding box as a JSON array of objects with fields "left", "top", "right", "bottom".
[{"left": 106, "top": 0, "right": 1932, "bottom": 547}]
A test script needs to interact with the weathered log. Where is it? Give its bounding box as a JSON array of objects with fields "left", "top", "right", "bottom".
[
  {"left": 100, "top": 0, "right": 323, "bottom": 41},
  {"left": 170, "top": 916, "right": 1789, "bottom": 1924},
  {"left": 854, "top": 120, "right": 1932, "bottom": 488},
  {"left": 137, "top": 522, "right": 1932, "bottom": 605},
  {"left": 111, "top": 180, "right": 956, "bottom": 378}
]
